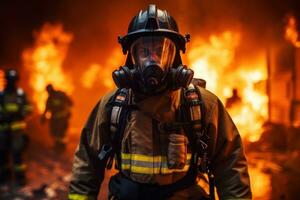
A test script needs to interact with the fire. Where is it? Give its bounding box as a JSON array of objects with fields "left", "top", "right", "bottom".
[
  {"left": 81, "top": 64, "right": 101, "bottom": 89},
  {"left": 188, "top": 31, "right": 240, "bottom": 93},
  {"left": 0, "top": 69, "right": 4, "bottom": 91},
  {"left": 249, "top": 163, "right": 271, "bottom": 199},
  {"left": 22, "top": 23, "right": 74, "bottom": 112},
  {"left": 285, "top": 15, "right": 300, "bottom": 48},
  {"left": 188, "top": 31, "right": 268, "bottom": 142},
  {"left": 81, "top": 49, "right": 123, "bottom": 89}
]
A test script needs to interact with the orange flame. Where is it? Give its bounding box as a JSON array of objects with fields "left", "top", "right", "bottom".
[
  {"left": 249, "top": 163, "right": 272, "bottom": 199},
  {"left": 0, "top": 69, "right": 4, "bottom": 91},
  {"left": 22, "top": 23, "right": 74, "bottom": 112},
  {"left": 81, "top": 64, "right": 101, "bottom": 89},
  {"left": 188, "top": 31, "right": 268, "bottom": 142},
  {"left": 285, "top": 15, "right": 300, "bottom": 48},
  {"left": 81, "top": 49, "right": 123, "bottom": 90}
]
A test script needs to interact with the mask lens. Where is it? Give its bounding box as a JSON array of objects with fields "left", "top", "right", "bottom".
[{"left": 131, "top": 36, "right": 176, "bottom": 71}]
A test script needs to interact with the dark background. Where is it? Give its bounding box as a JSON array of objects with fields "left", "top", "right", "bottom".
[{"left": 0, "top": 0, "right": 299, "bottom": 68}]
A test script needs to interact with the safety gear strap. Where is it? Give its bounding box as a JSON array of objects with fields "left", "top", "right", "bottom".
[
  {"left": 98, "top": 89, "right": 137, "bottom": 169},
  {"left": 14, "top": 164, "right": 27, "bottom": 172},
  {"left": 181, "top": 84, "right": 215, "bottom": 200}
]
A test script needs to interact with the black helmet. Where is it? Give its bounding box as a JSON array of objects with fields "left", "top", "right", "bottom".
[
  {"left": 5, "top": 69, "right": 19, "bottom": 91},
  {"left": 118, "top": 4, "right": 190, "bottom": 55},
  {"left": 5, "top": 69, "right": 19, "bottom": 81},
  {"left": 46, "top": 84, "right": 54, "bottom": 93},
  {"left": 113, "top": 5, "right": 193, "bottom": 94}
]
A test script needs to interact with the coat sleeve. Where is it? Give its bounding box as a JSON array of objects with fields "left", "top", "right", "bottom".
[
  {"left": 208, "top": 98, "right": 252, "bottom": 200},
  {"left": 68, "top": 92, "right": 113, "bottom": 200}
]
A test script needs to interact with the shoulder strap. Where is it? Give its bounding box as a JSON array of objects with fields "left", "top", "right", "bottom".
[
  {"left": 180, "top": 84, "right": 207, "bottom": 155},
  {"left": 181, "top": 84, "right": 215, "bottom": 200},
  {"left": 98, "top": 88, "right": 136, "bottom": 169}
]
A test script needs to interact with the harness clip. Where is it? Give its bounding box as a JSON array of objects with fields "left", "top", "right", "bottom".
[{"left": 98, "top": 144, "right": 113, "bottom": 161}]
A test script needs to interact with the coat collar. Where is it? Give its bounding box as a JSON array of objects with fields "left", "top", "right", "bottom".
[{"left": 135, "top": 89, "right": 181, "bottom": 122}]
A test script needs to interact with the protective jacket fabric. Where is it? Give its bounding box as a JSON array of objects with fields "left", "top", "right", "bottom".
[
  {"left": 68, "top": 87, "right": 252, "bottom": 200},
  {"left": 44, "top": 90, "right": 73, "bottom": 137},
  {"left": 0, "top": 88, "right": 32, "bottom": 183}
]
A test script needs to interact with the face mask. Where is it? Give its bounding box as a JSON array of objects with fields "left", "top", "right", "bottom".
[
  {"left": 130, "top": 36, "right": 176, "bottom": 90},
  {"left": 112, "top": 36, "right": 193, "bottom": 94}
]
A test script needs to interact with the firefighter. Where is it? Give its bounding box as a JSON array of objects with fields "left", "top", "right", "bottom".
[
  {"left": 0, "top": 69, "right": 32, "bottom": 186},
  {"left": 225, "top": 88, "right": 242, "bottom": 109},
  {"left": 68, "top": 5, "right": 252, "bottom": 200},
  {"left": 41, "top": 84, "right": 73, "bottom": 150}
]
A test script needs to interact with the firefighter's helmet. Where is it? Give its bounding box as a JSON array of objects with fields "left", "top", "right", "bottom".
[{"left": 118, "top": 4, "right": 190, "bottom": 55}]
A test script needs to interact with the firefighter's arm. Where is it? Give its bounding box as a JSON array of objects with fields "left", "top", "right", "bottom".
[
  {"left": 69, "top": 91, "right": 115, "bottom": 200},
  {"left": 209, "top": 99, "right": 252, "bottom": 200},
  {"left": 0, "top": 92, "right": 3, "bottom": 121},
  {"left": 42, "top": 98, "right": 50, "bottom": 117},
  {"left": 21, "top": 92, "right": 33, "bottom": 116},
  {"left": 41, "top": 98, "right": 51, "bottom": 123}
]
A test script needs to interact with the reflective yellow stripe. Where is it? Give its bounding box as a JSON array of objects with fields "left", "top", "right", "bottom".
[
  {"left": 122, "top": 153, "right": 191, "bottom": 161},
  {"left": 121, "top": 163, "right": 190, "bottom": 174},
  {"left": 52, "top": 99, "right": 62, "bottom": 106},
  {"left": 0, "top": 122, "right": 26, "bottom": 131},
  {"left": 53, "top": 110, "right": 70, "bottom": 118},
  {"left": 14, "top": 164, "right": 27, "bottom": 172},
  {"left": 5, "top": 103, "right": 19, "bottom": 112},
  {"left": 68, "top": 194, "right": 95, "bottom": 200},
  {"left": 122, "top": 153, "right": 163, "bottom": 162},
  {"left": 122, "top": 164, "right": 161, "bottom": 174},
  {"left": 11, "top": 121, "right": 27, "bottom": 130},
  {"left": 161, "top": 165, "right": 190, "bottom": 174},
  {"left": 24, "top": 105, "right": 33, "bottom": 112},
  {"left": 121, "top": 153, "right": 191, "bottom": 174}
]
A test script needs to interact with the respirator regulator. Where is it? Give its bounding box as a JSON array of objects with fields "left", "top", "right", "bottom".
[{"left": 112, "top": 36, "right": 194, "bottom": 93}]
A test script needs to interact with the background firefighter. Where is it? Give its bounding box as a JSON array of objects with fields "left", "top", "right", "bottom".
[
  {"left": 41, "top": 84, "right": 73, "bottom": 150},
  {"left": 68, "top": 5, "right": 251, "bottom": 200},
  {"left": 0, "top": 69, "right": 32, "bottom": 186}
]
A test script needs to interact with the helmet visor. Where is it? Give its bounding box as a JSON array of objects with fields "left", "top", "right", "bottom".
[{"left": 130, "top": 36, "right": 176, "bottom": 71}]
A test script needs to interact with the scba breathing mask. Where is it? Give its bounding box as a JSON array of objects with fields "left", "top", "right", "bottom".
[
  {"left": 131, "top": 36, "right": 176, "bottom": 90},
  {"left": 113, "top": 36, "right": 194, "bottom": 94}
]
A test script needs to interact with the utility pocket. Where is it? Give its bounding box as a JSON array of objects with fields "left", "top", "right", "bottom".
[{"left": 167, "top": 134, "right": 188, "bottom": 169}]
